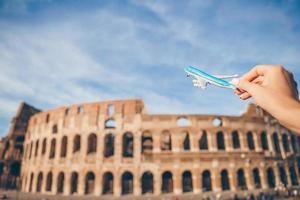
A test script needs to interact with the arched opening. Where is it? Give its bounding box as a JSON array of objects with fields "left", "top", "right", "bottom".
[
  {"left": 252, "top": 168, "right": 261, "bottom": 189},
  {"left": 57, "top": 172, "right": 64, "bottom": 194},
  {"left": 267, "top": 168, "right": 276, "bottom": 188},
  {"left": 103, "top": 172, "right": 114, "bottom": 195},
  {"left": 42, "top": 138, "right": 47, "bottom": 155},
  {"left": 217, "top": 131, "right": 225, "bottom": 150},
  {"left": 221, "top": 170, "right": 230, "bottom": 191},
  {"left": 87, "top": 133, "right": 97, "bottom": 154},
  {"left": 105, "top": 119, "right": 116, "bottom": 129},
  {"left": 49, "top": 139, "right": 56, "bottom": 159},
  {"left": 85, "top": 172, "right": 95, "bottom": 194},
  {"left": 122, "top": 132, "right": 134, "bottom": 157},
  {"left": 237, "top": 169, "right": 247, "bottom": 190},
  {"left": 77, "top": 106, "right": 84, "bottom": 114},
  {"left": 29, "top": 142, "right": 33, "bottom": 159},
  {"left": 36, "top": 172, "right": 43, "bottom": 192},
  {"left": 176, "top": 117, "right": 190, "bottom": 126},
  {"left": 73, "top": 135, "right": 81, "bottom": 153},
  {"left": 247, "top": 131, "right": 255, "bottom": 150},
  {"left": 289, "top": 165, "right": 299, "bottom": 186},
  {"left": 260, "top": 132, "right": 269, "bottom": 150},
  {"left": 29, "top": 173, "right": 34, "bottom": 192},
  {"left": 104, "top": 134, "right": 114, "bottom": 157},
  {"left": 46, "top": 172, "right": 52, "bottom": 191},
  {"left": 202, "top": 170, "right": 212, "bottom": 192},
  {"left": 161, "top": 131, "right": 172, "bottom": 151},
  {"left": 141, "top": 171, "right": 153, "bottom": 194},
  {"left": 279, "top": 166, "right": 288, "bottom": 186},
  {"left": 272, "top": 132, "right": 281, "bottom": 153},
  {"left": 199, "top": 130, "right": 208, "bottom": 150},
  {"left": 121, "top": 171, "right": 133, "bottom": 195},
  {"left": 183, "top": 133, "right": 190, "bottom": 151},
  {"left": 282, "top": 134, "right": 290, "bottom": 153},
  {"left": 34, "top": 140, "right": 39, "bottom": 157},
  {"left": 161, "top": 171, "right": 173, "bottom": 193},
  {"left": 182, "top": 171, "right": 193, "bottom": 193},
  {"left": 46, "top": 114, "right": 50, "bottom": 123},
  {"left": 141, "top": 132, "right": 153, "bottom": 153},
  {"left": 9, "top": 161, "right": 21, "bottom": 177},
  {"left": 60, "top": 136, "right": 67, "bottom": 157},
  {"left": 52, "top": 124, "right": 58, "bottom": 134},
  {"left": 70, "top": 172, "right": 78, "bottom": 194},
  {"left": 291, "top": 135, "right": 298, "bottom": 153},
  {"left": 232, "top": 131, "right": 240, "bottom": 149}
]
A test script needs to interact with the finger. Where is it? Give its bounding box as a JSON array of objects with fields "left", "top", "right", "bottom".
[
  {"left": 237, "top": 79, "right": 262, "bottom": 96},
  {"left": 240, "top": 64, "right": 271, "bottom": 82},
  {"left": 239, "top": 92, "right": 252, "bottom": 100}
]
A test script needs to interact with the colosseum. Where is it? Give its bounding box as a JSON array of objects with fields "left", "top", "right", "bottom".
[{"left": 14, "top": 99, "right": 300, "bottom": 198}]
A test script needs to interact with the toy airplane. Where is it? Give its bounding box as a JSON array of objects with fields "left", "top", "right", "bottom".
[{"left": 184, "top": 66, "right": 239, "bottom": 90}]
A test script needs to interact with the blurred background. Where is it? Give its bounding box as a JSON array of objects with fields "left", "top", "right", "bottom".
[{"left": 0, "top": 0, "right": 299, "bottom": 136}]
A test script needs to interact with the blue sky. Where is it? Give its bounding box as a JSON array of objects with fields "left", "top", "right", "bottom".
[{"left": 0, "top": 0, "right": 300, "bottom": 137}]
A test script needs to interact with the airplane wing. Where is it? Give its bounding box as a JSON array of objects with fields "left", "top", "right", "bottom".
[{"left": 214, "top": 74, "right": 238, "bottom": 79}]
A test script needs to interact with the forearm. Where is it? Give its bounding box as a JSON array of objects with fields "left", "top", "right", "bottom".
[{"left": 274, "top": 98, "right": 300, "bottom": 134}]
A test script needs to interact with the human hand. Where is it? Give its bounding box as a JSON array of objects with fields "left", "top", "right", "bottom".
[{"left": 234, "top": 64, "right": 300, "bottom": 132}]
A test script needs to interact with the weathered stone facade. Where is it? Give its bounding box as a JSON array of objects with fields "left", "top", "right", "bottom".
[
  {"left": 19, "top": 99, "right": 300, "bottom": 197},
  {"left": 0, "top": 102, "right": 40, "bottom": 189}
]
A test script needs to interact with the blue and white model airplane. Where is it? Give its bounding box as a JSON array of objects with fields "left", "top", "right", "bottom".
[{"left": 184, "top": 66, "right": 239, "bottom": 90}]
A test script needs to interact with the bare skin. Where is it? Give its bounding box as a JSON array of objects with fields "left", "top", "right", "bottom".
[{"left": 234, "top": 64, "right": 300, "bottom": 133}]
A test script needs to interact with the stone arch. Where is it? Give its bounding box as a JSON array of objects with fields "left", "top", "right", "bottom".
[
  {"left": 34, "top": 140, "right": 39, "bottom": 157},
  {"left": 217, "top": 131, "right": 225, "bottom": 150},
  {"left": 202, "top": 170, "right": 212, "bottom": 192},
  {"left": 161, "top": 171, "right": 173, "bottom": 193},
  {"left": 70, "top": 172, "right": 78, "bottom": 194},
  {"left": 237, "top": 169, "right": 247, "bottom": 190},
  {"left": 199, "top": 130, "right": 208, "bottom": 150},
  {"left": 105, "top": 119, "right": 116, "bottom": 128},
  {"left": 87, "top": 133, "right": 97, "bottom": 154},
  {"left": 104, "top": 133, "right": 114, "bottom": 157},
  {"left": 272, "top": 132, "right": 281, "bottom": 153},
  {"left": 161, "top": 130, "right": 172, "bottom": 151},
  {"left": 46, "top": 172, "right": 52, "bottom": 191},
  {"left": 141, "top": 132, "right": 153, "bottom": 153},
  {"left": 289, "top": 165, "right": 299, "bottom": 186},
  {"left": 85, "top": 172, "right": 95, "bottom": 194},
  {"left": 183, "top": 133, "right": 190, "bottom": 151},
  {"left": 57, "top": 172, "right": 64, "bottom": 194},
  {"left": 122, "top": 132, "right": 134, "bottom": 157},
  {"left": 279, "top": 166, "right": 288, "bottom": 186},
  {"left": 267, "top": 167, "right": 276, "bottom": 188},
  {"left": 282, "top": 134, "right": 290, "bottom": 153},
  {"left": 73, "top": 135, "right": 81, "bottom": 153},
  {"left": 103, "top": 172, "right": 114, "bottom": 195},
  {"left": 60, "top": 136, "right": 68, "bottom": 157},
  {"left": 42, "top": 138, "right": 47, "bottom": 155},
  {"left": 107, "top": 104, "right": 114, "bottom": 116},
  {"left": 36, "top": 172, "right": 43, "bottom": 192},
  {"left": 260, "top": 131, "right": 269, "bottom": 150},
  {"left": 29, "top": 172, "right": 34, "bottom": 192},
  {"left": 182, "top": 171, "right": 193, "bottom": 193},
  {"left": 221, "top": 169, "right": 230, "bottom": 191},
  {"left": 49, "top": 138, "right": 56, "bottom": 159},
  {"left": 121, "top": 171, "right": 133, "bottom": 195},
  {"left": 232, "top": 130, "right": 240, "bottom": 149},
  {"left": 141, "top": 171, "right": 153, "bottom": 194},
  {"left": 247, "top": 131, "right": 255, "bottom": 150},
  {"left": 252, "top": 168, "right": 261, "bottom": 189}
]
